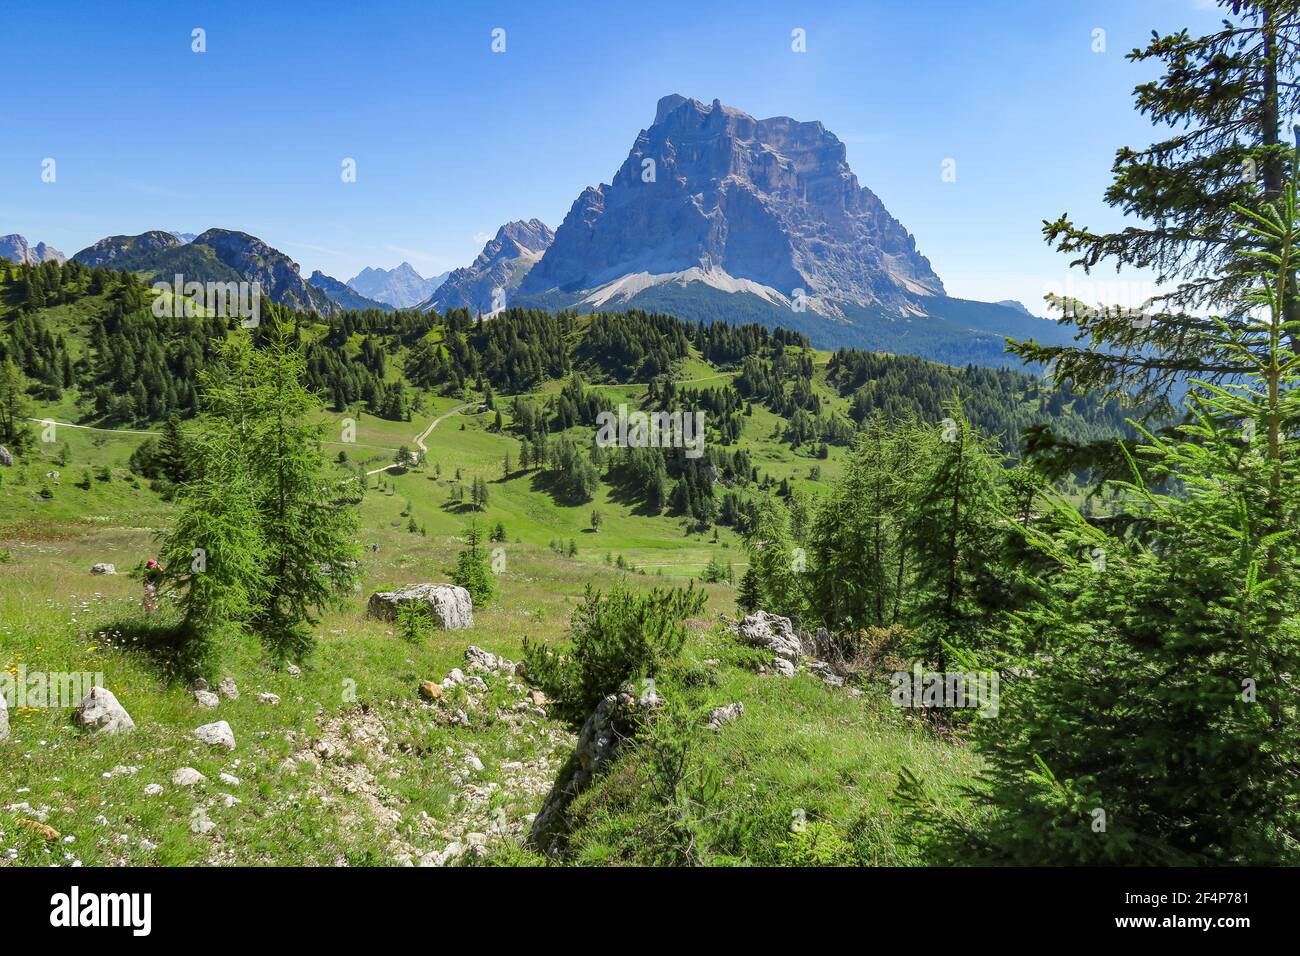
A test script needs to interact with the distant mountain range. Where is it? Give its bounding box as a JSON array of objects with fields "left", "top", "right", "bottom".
[
  {"left": 417, "top": 220, "right": 554, "bottom": 315},
  {"left": 1, "top": 234, "right": 67, "bottom": 266},
  {"left": 347, "top": 262, "right": 447, "bottom": 309},
  {"left": 308, "top": 271, "right": 393, "bottom": 312},
  {"left": 72, "top": 229, "right": 340, "bottom": 316},
  {"left": 32, "top": 93, "right": 1073, "bottom": 368}
]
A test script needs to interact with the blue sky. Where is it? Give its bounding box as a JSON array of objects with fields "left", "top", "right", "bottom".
[{"left": 0, "top": 0, "right": 1224, "bottom": 308}]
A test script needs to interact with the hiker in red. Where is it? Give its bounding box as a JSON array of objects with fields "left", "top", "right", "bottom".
[{"left": 142, "top": 558, "right": 163, "bottom": 612}]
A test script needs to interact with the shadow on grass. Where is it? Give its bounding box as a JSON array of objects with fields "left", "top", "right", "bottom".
[{"left": 96, "top": 607, "right": 207, "bottom": 683}]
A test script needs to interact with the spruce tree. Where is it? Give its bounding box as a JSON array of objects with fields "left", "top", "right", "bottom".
[
  {"left": 915, "top": 182, "right": 1300, "bottom": 865},
  {"left": 1013, "top": 1, "right": 1300, "bottom": 408}
]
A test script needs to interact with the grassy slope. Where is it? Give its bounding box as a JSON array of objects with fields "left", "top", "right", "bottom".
[{"left": 0, "top": 371, "right": 976, "bottom": 866}]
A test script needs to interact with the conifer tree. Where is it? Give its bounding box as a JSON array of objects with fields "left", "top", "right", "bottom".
[
  {"left": 1013, "top": 1, "right": 1300, "bottom": 408},
  {"left": 245, "top": 322, "right": 361, "bottom": 661},
  {"left": 808, "top": 416, "right": 925, "bottom": 630},
  {"left": 905, "top": 401, "right": 1008, "bottom": 668},
  {"left": 157, "top": 414, "right": 193, "bottom": 486},
  {"left": 453, "top": 521, "right": 496, "bottom": 607},
  {"left": 912, "top": 180, "right": 1300, "bottom": 865},
  {"left": 0, "top": 358, "right": 32, "bottom": 451}
]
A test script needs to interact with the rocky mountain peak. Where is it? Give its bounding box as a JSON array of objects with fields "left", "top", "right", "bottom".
[
  {"left": 421, "top": 220, "right": 554, "bottom": 315},
  {"left": 0, "top": 234, "right": 68, "bottom": 265},
  {"left": 519, "top": 94, "right": 943, "bottom": 317}
]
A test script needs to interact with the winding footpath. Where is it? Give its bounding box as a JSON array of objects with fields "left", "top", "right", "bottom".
[{"left": 364, "top": 402, "right": 477, "bottom": 476}]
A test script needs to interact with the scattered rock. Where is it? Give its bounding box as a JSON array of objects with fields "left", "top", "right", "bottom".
[
  {"left": 143, "top": 783, "right": 164, "bottom": 796},
  {"left": 731, "top": 611, "right": 802, "bottom": 662},
  {"left": 192, "top": 677, "right": 209, "bottom": 691},
  {"left": 771, "top": 658, "right": 796, "bottom": 677},
  {"left": 804, "top": 660, "right": 844, "bottom": 687},
  {"left": 257, "top": 692, "right": 281, "bottom": 706},
  {"left": 465, "top": 645, "right": 516, "bottom": 674},
  {"left": 218, "top": 677, "right": 239, "bottom": 700},
  {"left": 0, "top": 446, "right": 12, "bottom": 467},
  {"left": 528, "top": 689, "right": 548, "bottom": 708},
  {"left": 418, "top": 680, "right": 443, "bottom": 701},
  {"left": 193, "top": 720, "right": 236, "bottom": 750},
  {"left": 219, "top": 773, "right": 240, "bottom": 786},
  {"left": 419, "top": 842, "right": 467, "bottom": 867},
  {"left": 190, "top": 809, "right": 216, "bottom": 834},
  {"left": 193, "top": 690, "right": 220, "bottom": 708},
  {"left": 74, "top": 687, "right": 135, "bottom": 736},
  {"left": 287, "top": 664, "right": 301, "bottom": 678},
  {"left": 0, "top": 691, "right": 8, "bottom": 741},
  {"left": 171, "top": 768, "right": 205, "bottom": 787},
  {"left": 367, "top": 584, "right": 474, "bottom": 630},
  {"left": 706, "top": 702, "right": 745, "bottom": 729},
  {"left": 89, "top": 563, "right": 116, "bottom": 575}
]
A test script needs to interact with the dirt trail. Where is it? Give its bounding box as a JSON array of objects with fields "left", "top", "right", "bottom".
[{"left": 365, "top": 402, "right": 477, "bottom": 476}]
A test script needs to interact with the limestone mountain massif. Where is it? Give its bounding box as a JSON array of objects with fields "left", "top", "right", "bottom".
[
  {"left": 32, "top": 94, "right": 1069, "bottom": 367},
  {"left": 510, "top": 94, "right": 1070, "bottom": 365},
  {"left": 520, "top": 94, "right": 944, "bottom": 317}
]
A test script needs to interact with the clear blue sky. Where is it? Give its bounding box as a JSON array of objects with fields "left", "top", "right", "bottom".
[{"left": 0, "top": 0, "right": 1224, "bottom": 308}]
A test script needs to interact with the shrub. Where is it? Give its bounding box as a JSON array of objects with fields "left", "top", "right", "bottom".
[{"left": 523, "top": 580, "right": 706, "bottom": 726}]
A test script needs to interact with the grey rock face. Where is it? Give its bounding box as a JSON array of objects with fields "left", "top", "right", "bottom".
[
  {"left": 75, "top": 687, "right": 135, "bottom": 736},
  {"left": 367, "top": 584, "right": 474, "bottom": 630},
  {"left": 348, "top": 262, "right": 448, "bottom": 309},
  {"left": 420, "top": 220, "right": 553, "bottom": 315},
  {"left": 731, "top": 610, "right": 803, "bottom": 662},
  {"left": 0, "top": 234, "right": 67, "bottom": 265},
  {"left": 192, "top": 229, "right": 336, "bottom": 315},
  {"left": 706, "top": 701, "right": 745, "bottom": 729},
  {"left": 519, "top": 95, "right": 943, "bottom": 318},
  {"left": 193, "top": 689, "right": 220, "bottom": 709},
  {"left": 193, "top": 720, "right": 236, "bottom": 750},
  {"left": 530, "top": 684, "right": 659, "bottom": 855}
]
